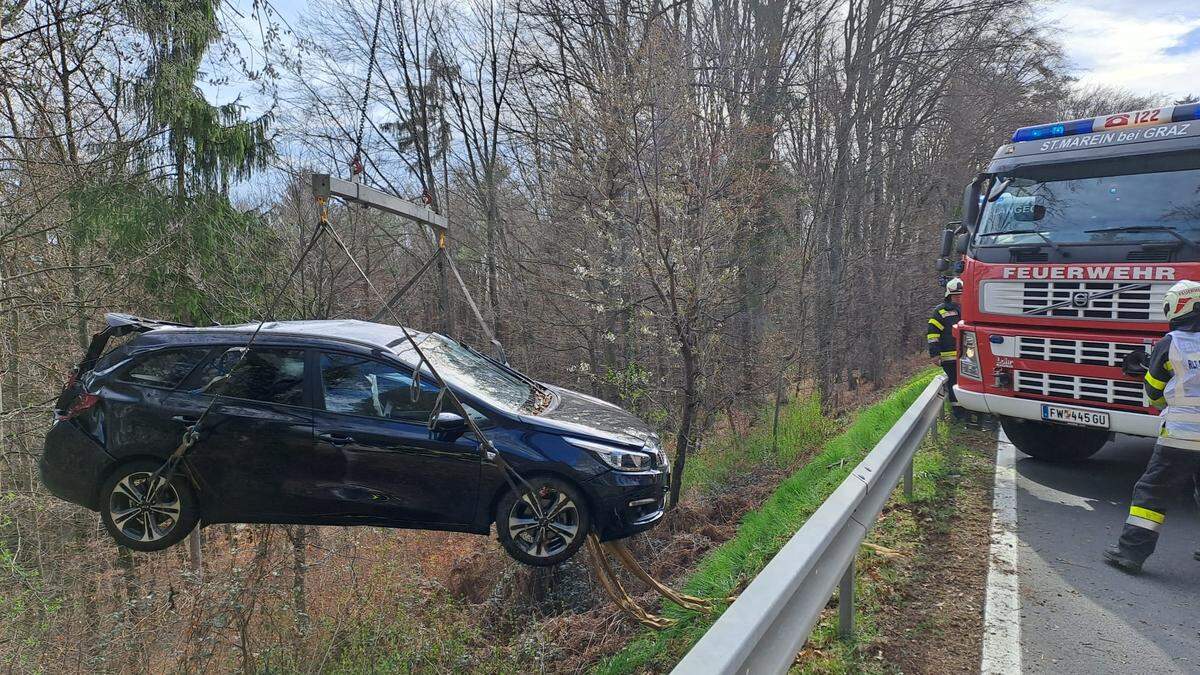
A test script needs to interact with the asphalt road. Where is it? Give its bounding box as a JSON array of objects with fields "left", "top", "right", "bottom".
[{"left": 1013, "top": 433, "right": 1200, "bottom": 673}]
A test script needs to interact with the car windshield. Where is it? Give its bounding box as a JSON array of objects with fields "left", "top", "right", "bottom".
[
  {"left": 392, "top": 334, "right": 538, "bottom": 414},
  {"left": 976, "top": 167, "right": 1200, "bottom": 246}
]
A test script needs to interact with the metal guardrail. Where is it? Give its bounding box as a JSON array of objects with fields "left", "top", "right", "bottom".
[{"left": 672, "top": 375, "right": 946, "bottom": 674}]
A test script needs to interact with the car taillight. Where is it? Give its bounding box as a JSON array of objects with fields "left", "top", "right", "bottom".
[{"left": 57, "top": 393, "right": 99, "bottom": 421}]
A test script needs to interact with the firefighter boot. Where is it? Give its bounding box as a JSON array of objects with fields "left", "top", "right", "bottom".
[{"left": 1103, "top": 546, "right": 1144, "bottom": 575}]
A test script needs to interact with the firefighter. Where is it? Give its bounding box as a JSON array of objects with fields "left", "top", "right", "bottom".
[
  {"left": 1104, "top": 279, "right": 1200, "bottom": 574},
  {"left": 928, "top": 278, "right": 964, "bottom": 419}
]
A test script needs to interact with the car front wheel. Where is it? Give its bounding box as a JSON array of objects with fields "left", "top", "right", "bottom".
[
  {"left": 496, "top": 476, "right": 590, "bottom": 566},
  {"left": 100, "top": 459, "right": 199, "bottom": 551}
]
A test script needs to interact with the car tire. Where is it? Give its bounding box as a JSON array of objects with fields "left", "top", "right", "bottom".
[
  {"left": 999, "top": 416, "right": 1110, "bottom": 462},
  {"left": 99, "top": 459, "right": 199, "bottom": 552},
  {"left": 496, "top": 475, "right": 591, "bottom": 567}
]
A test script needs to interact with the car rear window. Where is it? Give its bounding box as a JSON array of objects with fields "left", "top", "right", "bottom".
[{"left": 120, "top": 348, "right": 212, "bottom": 389}]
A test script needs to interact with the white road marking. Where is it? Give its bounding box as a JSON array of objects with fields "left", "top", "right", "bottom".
[{"left": 981, "top": 430, "right": 1021, "bottom": 675}]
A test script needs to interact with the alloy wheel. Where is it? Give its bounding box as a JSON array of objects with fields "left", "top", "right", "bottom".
[
  {"left": 507, "top": 485, "right": 580, "bottom": 559},
  {"left": 108, "top": 471, "right": 182, "bottom": 543}
]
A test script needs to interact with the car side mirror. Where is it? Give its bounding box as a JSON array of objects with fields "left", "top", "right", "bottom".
[
  {"left": 935, "top": 258, "right": 949, "bottom": 272},
  {"left": 430, "top": 411, "right": 467, "bottom": 433}
]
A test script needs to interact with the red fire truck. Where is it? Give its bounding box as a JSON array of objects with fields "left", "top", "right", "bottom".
[{"left": 940, "top": 103, "right": 1200, "bottom": 461}]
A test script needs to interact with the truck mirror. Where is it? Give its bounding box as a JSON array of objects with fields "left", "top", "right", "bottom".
[
  {"left": 962, "top": 177, "right": 984, "bottom": 230},
  {"left": 935, "top": 258, "right": 949, "bottom": 272},
  {"left": 939, "top": 229, "right": 955, "bottom": 258},
  {"left": 954, "top": 232, "right": 970, "bottom": 255}
]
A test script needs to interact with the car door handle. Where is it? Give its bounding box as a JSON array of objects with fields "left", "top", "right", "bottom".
[
  {"left": 171, "top": 415, "right": 199, "bottom": 425},
  {"left": 318, "top": 432, "right": 355, "bottom": 446}
]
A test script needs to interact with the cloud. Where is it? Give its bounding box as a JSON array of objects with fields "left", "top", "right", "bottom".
[
  {"left": 1046, "top": 1, "right": 1200, "bottom": 100},
  {"left": 1164, "top": 26, "right": 1200, "bottom": 56}
]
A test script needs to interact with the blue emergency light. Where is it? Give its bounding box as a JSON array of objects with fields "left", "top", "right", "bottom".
[{"left": 1012, "top": 103, "right": 1200, "bottom": 143}]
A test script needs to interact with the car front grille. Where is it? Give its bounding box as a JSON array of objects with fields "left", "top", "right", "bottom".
[
  {"left": 982, "top": 280, "right": 1170, "bottom": 322},
  {"left": 1015, "top": 336, "right": 1143, "bottom": 368},
  {"left": 1014, "top": 370, "right": 1144, "bottom": 407}
]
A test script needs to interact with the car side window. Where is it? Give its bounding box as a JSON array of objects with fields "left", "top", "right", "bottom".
[
  {"left": 320, "top": 353, "right": 440, "bottom": 423},
  {"left": 206, "top": 348, "right": 306, "bottom": 406},
  {"left": 120, "top": 348, "right": 211, "bottom": 389}
]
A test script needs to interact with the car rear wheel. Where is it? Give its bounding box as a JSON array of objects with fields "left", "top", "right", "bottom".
[
  {"left": 496, "top": 476, "right": 590, "bottom": 567},
  {"left": 999, "top": 416, "right": 1110, "bottom": 462},
  {"left": 100, "top": 460, "right": 199, "bottom": 551}
]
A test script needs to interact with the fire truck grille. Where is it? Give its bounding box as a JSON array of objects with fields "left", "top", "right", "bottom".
[
  {"left": 1014, "top": 370, "right": 1144, "bottom": 407},
  {"left": 982, "top": 280, "right": 1170, "bottom": 322},
  {"left": 1015, "top": 336, "right": 1143, "bottom": 367}
]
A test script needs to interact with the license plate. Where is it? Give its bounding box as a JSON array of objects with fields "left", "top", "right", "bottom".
[{"left": 1041, "top": 404, "right": 1110, "bottom": 429}]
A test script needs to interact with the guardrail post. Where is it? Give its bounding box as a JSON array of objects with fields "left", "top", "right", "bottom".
[
  {"left": 903, "top": 459, "right": 913, "bottom": 499},
  {"left": 838, "top": 559, "right": 854, "bottom": 640}
]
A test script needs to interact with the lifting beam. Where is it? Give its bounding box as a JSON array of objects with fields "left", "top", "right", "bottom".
[{"left": 311, "top": 174, "right": 448, "bottom": 232}]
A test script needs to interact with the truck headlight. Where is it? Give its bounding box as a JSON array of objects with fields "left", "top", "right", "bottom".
[
  {"left": 959, "top": 331, "right": 982, "bottom": 381},
  {"left": 566, "top": 437, "right": 654, "bottom": 471}
]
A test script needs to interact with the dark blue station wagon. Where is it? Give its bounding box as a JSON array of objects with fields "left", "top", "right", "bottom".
[{"left": 42, "top": 315, "right": 669, "bottom": 565}]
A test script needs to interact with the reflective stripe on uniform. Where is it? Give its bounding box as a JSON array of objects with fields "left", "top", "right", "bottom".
[
  {"left": 1165, "top": 361, "right": 1173, "bottom": 372},
  {"left": 1149, "top": 396, "right": 1167, "bottom": 408},
  {"left": 1130, "top": 505, "right": 1164, "bottom": 524},
  {"left": 928, "top": 318, "right": 944, "bottom": 331},
  {"left": 939, "top": 350, "right": 956, "bottom": 358},
  {"left": 926, "top": 333, "right": 939, "bottom": 342},
  {"left": 938, "top": 308, "right": 952, "bottom": 317},
  {"left": 1145, "top": 371, "right": 1167, "bottom": 391},
  {"left": 1127, "top": 514, "right": 1162, "bottom": 531}
]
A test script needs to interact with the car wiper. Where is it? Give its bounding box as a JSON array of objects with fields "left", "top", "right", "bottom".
[
  {"left": 458, "top": 340, "right": 550, "bottom": 411},
  {"left": 461, "top": 341, "right": 540, "bottom": 386},
  {"left": 1083, "top": 225, "right": 1200, "bottom": 249},
  {"left": 976, "top": 229, "right": 1069, "bottom": 257}
]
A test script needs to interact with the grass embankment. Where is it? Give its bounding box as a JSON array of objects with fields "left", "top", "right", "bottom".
[{"left": 598, "top": 368, "right": 941, "bottom": 674}]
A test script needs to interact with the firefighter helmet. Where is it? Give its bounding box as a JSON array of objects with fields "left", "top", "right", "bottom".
[
  {"left": 945, "top": 277, "right": 964, "bottom": 297},
  {"left": 1163, "top": 280, "right": 1200, "bottom": 324}
]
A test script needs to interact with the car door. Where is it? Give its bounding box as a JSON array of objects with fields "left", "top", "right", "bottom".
[
  {"left": 312, "top": 350, "right": 482, "bottom": 526},
  {"left": 177, "top": 346, "right": 328, "bottom": 523}
]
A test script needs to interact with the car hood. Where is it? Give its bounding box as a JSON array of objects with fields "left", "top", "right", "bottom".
[{"left": 519, "top": 384, "right": 654, "bottom": 447}]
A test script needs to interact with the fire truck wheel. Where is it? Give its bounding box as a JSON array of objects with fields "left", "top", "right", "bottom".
[{"left": 999, "top": 416, "right": 1110, "bottom": 462}]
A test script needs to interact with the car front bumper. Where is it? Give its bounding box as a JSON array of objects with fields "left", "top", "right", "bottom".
[
  {"left": 954, "top": 386, "right": 1162, "bottom": 438},
  {"left": 586, "top": 468, "right": 670, "bottom": 541}
]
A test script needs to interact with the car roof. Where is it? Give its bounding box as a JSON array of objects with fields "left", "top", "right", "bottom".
[{"left": 149, "top": 319, "right": 429, "bottom": 354}]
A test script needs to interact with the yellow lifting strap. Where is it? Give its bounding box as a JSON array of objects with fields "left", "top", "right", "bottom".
[{"left": 585, "top": 533, "right": 734, "bottom": 630}]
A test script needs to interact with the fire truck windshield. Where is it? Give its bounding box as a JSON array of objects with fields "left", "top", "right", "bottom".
[{"left": 976, "top": 167, "right": 1200, "bottom": 247}]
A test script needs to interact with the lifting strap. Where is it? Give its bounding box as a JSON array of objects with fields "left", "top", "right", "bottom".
[
  {"left": 309, "top": 201, "right": 541, "bottom": 506},
  {"left": 146, "top": 216, "right": 330, "bottom": 500}
]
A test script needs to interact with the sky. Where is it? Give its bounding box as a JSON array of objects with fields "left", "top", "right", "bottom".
[
  {"left": 1045, "top": 0, "right": 1200, "bottom": 100},
  {"left": 224, "top": 1, "right": 1200, "bottom": 103}
]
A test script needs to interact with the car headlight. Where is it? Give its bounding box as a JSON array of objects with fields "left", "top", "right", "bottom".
[
  {"left": 959, "top": 330, "right": 982, "bottom": 381},
  {"left": 566, "top": 437, "right": 655, "bottom": 471},
  {"left": 643, "top": 435, "right": 670, "bottom": 471}
]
